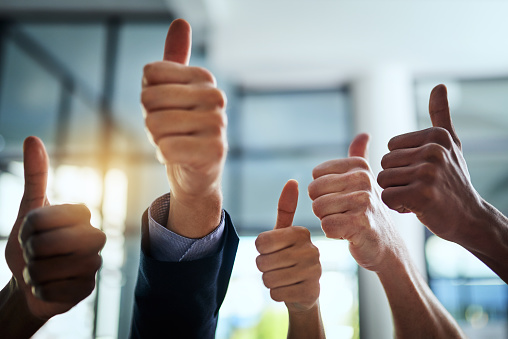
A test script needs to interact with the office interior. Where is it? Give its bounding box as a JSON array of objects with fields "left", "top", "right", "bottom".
[{"left": 0, "top": 1, "right": 507, "bottom": 338}]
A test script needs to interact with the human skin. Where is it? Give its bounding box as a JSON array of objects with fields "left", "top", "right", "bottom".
[
  {"left": 377, "top": 84, "right": 508, "bottom": 284},
  {"left": 0, "top": 136, "right": 106, "bottom": 338},
  {"left": 255, "top": 180, "right": 325, "bottom": 339},
  {"left": 141, "top": 18, "right": 227, "bottom": 238},
  {"left": 308, "top": 133, "right": 465, "bottom": 338}
]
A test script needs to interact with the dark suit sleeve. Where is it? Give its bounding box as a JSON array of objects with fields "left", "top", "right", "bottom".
[{"left": 129, "top": 209, "right": 239, "bottom": 339}]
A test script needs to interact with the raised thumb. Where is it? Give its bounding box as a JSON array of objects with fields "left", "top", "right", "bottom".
[
  {"left": 163, "top": 18, "right": 192, "bottom": 65},
  {"left": 274, "top": 179, "right": 299, "bottom": 229},
  {"left": 18, "top": 136, "right": 49, "bottom": 217},
  {"left": 429, "top": 84, "right": 461, "bottom": 148},
  {"left": 348, "top": 133, "right": 370, "bottom": 158}
]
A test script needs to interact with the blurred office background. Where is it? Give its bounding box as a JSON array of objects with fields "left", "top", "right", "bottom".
[{"left": 0, "top": 1, "right": 507, "bottom": 338}]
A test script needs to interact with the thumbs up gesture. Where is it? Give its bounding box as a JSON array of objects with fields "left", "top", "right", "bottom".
[
  {"left": 308, "top": 134, "right": 401, "bottom": 272},
  {"left": 377, "top": 84, "right": 481, "bottom": 243},
  {"left": 142, "top": 19, "right": 227, "bottom": 238},
  {"left": 4, "top": 137, "right": 106, "bottom": 327},
  {"left": 255, "top": 180, "right": 321, "bottom": 314}
]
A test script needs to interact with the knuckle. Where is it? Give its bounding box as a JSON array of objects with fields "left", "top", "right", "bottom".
[
  {"left": 85, "top": 255, "right": 102, "bottom": 274},
  {"left": 270, "top": 289, "right": 283, "bottom": 302},
  {"left": 74, "top": 204, "right": 92, "bottom": 220},
  {"left": 377, "top": 170, "right": 387, "bottom": 188},
  {"left": 312, "top": 196, "right": 327, "bottom": 219},
  {"left": 294, "top": 226, "right": 311, "bottom": 239},
  {"left": 380, "top": 188, "right": 394, "bottom": 206},
  {"left": 387, "top": 136, "right": 398, "bottom": 151},
  {"left": 26, "top": 262, "right": 43, "bottom": 284},
  {"left": 352, "top": 190, "right": 371, "bottom": 207},
  {"left": 192, "top": 67, "right": 216, "bottom": 84},
  {"left": 255, "top": 255, "right": 264, "bottom": 271},
  {"left": 380, "top": 153, "right": 391, "bottom": 169},
  {"left": 26, "top": 237, "right": 41, "bottom": 257},
  {"left": 209, "top": 138, "right": 226, "bottom": 160},
  {"left": 255, "top": 233, "right": 268, "bottom": 252},
  {"left": 33, "top": 285, "right": 48, "bottom": 300},
  {"left": 315, "top": 263, "right": 323, "bottom": 279},
  {"left": 423, "top": 143, "right": 446, "bottom": 163},
  {"left": 73, "top": 279, "right": 96, "bottom": 303},
  {"left": 350, "top": 170, "right": 372, "bottom": 190},
  {"left": 25, "top": 210, "right": 41, "bottom": 228},
  {"left": 207, "top": 112, "right": 227, "bottom": 135},
  {"left": 144, "top": 114, "right": 156, "bottom": 133},
  {"left": 83, "top": 277, "right": 96, "bottom": 294},
  {"left": 140, "top": 88, "right": 153, "bottom": 106},
  {"left": 416, "top": 163, "right": 438, "bottom": 184},
  {"left": 204, "top": 88, "right": 226, "bottom": 108},
  {"left": 310, "top": 282, "right": 321, "bottom": 299},
  {"left": 312, "top": 245, "right": 321, "bottom": 261},
  {"left": 351, "top": 212, "right": 370, "bottom": 229},
  {"left": 428, "top": 127, "right": 452, "bottom": 148},
  {"left": 262, "top": 273, "right": 274, "bottom": 288},
  {"left": 321, "top": 215, "right": 339, "bottom": 238},
  {"left": 307, "top": 180, "right": 319, "bottom": 200},
  {"left": 419, "top": 183, "right": 436, "bottom": 202},
  {"left": 96, "top": 230, "right": 107, "bottom": 249},
  {"left": 354, "top": 157, "right": 370, "bottom": 171},
  {"left": 142, "top": 62, "right": 158, "bottom": 81}
]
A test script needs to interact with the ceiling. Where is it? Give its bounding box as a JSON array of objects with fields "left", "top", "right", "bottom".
[{"left": 1, "top": 0, "right": 508, "bottom": 88}]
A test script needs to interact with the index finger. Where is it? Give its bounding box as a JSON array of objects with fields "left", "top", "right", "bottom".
[
  {"left": 312, "top": 158, "right": 370, "bottom": 179},
  {"left": 387, "top": 127, "right": 453, "bottom": 151},
  {"left": 19, "top": 204, "right": 91, "bottom": 243}
]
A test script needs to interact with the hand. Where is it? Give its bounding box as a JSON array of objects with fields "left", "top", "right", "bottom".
[
  {"left": 142, "top": 19, "right": 227, "bottom": 237},
  {"left": 142, "top": 19, "right": 227, "bottom": 203},
  {"left": 377, "top": 84, "right": 483, "bottom": 244},
  {"left": 255, "top": 180, "right": 321, "bottom": 313},
  {"left": 5, "top": 136, "right": 106, "bottom": 320},
  {"left": 308, "top": 134, "right": 402, "bottom": 272}
]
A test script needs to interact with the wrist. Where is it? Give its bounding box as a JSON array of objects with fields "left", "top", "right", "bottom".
[
  {"left": 287, "top": 301, "right": 319, "bottom": 317},
  {"left": 458, "top": 198, "right": 508, "bottom": 282},
  {"left": 287, "top": 302, "right": 325, "bottom": 339},
  {"left": 455, "top": 197, "right": 508, "bottom": 253},
  {"left": 0, "top": 277, "right": 47, "bottom": 338},
  {"left": 168, "top": 189, "right": 223, "bottom": 238}
]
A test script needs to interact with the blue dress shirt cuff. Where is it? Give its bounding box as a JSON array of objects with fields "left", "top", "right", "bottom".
[{"left": 147, "top": 193, "right": 225, "bottom": 262}]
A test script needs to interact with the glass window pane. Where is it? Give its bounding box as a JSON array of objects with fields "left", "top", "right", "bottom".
[
  {"left": 238, "top": 91, "right": 351, "bottom": 149},
  {"left": 0, "top": 42, "right": 60, "bottom": 154},
  {"left": 234, "top": 156, "right": 339, "bottom": 232}
]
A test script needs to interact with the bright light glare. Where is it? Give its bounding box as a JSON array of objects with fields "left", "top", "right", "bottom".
[
  {"left": 53, "top": 165, "right": 102, "bottom": 206},
  {"left": 0, "top": 172, "right": 23, "bottom": 235},
  {"left": 103, "top": 168, "right": 128, "bottom": 233},
  {"left": 426, "top": 235, "right": 498, "bottom": 279}
]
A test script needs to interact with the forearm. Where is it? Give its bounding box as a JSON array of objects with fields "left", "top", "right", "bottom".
[
  {"left": 377, "top": 250, "right": 465, "bottom": 339},
  {"left": 167, "top": 189, "right": 223, "bottom": 238},
  {"left": 287, "top": 303, "right": 326, "bottom": 339},
  {"left": 0, "top": 277, "right": 46, "bottom": 338},
  {"left": 461, "top": 199, "right": 508, "bottom": 284}
]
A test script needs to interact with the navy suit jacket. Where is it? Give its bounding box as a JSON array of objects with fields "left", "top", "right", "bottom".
[{"left": 130, "top": 209, "right": 239, "bottom": 339}]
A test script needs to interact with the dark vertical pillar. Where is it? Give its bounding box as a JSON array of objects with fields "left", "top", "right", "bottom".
[
  {"left": 93, "top": 16, "right": 121, "bottom": 339},
  {"left": 0, "top": 20, "right": 10, "bottom": 125}
]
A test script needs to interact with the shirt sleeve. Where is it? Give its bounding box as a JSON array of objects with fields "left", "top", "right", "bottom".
[{"left": 146, "top": 193, "right": 226, "bottom": 262}]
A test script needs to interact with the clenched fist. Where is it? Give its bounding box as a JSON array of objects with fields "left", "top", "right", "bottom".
[
  {"left": 308, "top": 134, "right": 402, "bottom": 272},
  {"left": 377, "top": 84, "right": 508, "bottom": 283},
  {"left": 256, "top": 180, "right": 324, "bottom": 339},
  {"left": 2, "top": 136, "right": 105, "bottom": 338}
]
